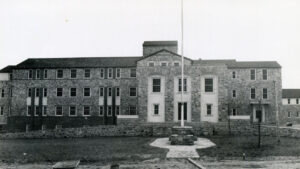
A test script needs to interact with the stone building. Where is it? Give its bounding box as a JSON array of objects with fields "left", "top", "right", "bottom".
[
  {"left": 0, "top": 41, "right": 282, "bottom": 132},
  {"left": 281, "top": 89, "right": 300, "bottom": 124}
]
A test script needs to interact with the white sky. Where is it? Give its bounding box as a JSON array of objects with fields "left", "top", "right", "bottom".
[{"left": 0, "top": 0, "right": 300, "bottom": 88}]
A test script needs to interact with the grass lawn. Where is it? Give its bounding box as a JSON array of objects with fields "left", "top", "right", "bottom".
[
  {"left": 0, "top": 137, "right": 167, "bottom": 164},
  {"left": 197, "top": 135, "right": 300, "bottom": 159}
]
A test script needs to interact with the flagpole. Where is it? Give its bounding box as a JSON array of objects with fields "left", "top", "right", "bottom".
[{"left": 180, "top": 0, "right": 184, "bottom": 127}]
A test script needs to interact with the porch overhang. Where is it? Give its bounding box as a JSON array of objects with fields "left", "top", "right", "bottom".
[{"left": 250, "top": 101, "right": 271, "bottom": 105}]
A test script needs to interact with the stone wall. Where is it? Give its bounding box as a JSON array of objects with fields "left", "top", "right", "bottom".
[
  {"left": 281, "top": 104, "right": 300, "bottom": 125},
  {"left": 0, "top": 80, "right": 11, "bottom": 125}
]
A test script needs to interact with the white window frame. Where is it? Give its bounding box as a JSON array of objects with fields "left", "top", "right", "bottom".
[
  {"left": 44, "top": 69, "right": 48, "bottom": 79},
  {"left": 152, "top": 78, "right": 161, "bottom": 93},
  {"left": 70, "top": 69, "right": 77, "bottom": 79},
  {"left": 70, "top": 88, "right": 77, "bottom": 97},
  {"left": 160, "top": 62, "right": 167, "bottom": 67},
  {"left": 116, "top": 87, "right": 120, "bottom": 97},
  {"left": 107, "top": 87, "right": 112, "bottom": 97},
  {"left": 100, "top": 68, "right": 105, "bottom": 78},
  {"left": 43, "top": 88, "right": 47, "bottom": 97},
  {"left": 107, "top": 106, "right": 112, "bottom": 116},
  {"left": 27, "top": 88, "right": 31, "bottom": 98},
  {"left": 250, "top": 88, "right": 256, "bottom": 99},
  {"left": 99, "top": 106, "right": 104, "bottom": 116},
  {"left": 69, "top": 106, "right": 77, "bottom": 116},
  {"left": 83, "top": 88, "right": 91, "bottom": 97},
  {"left": 55, "top": 106, "right": 63, "bottom": 116},
  {"left": 28, "top": 70, "right": 33, "bottom": 79},
  {"left": 36, "top": 69, "right": 40, "bottom": 79},
  {"left": 42, "top": 106, "right": 47, "bottom": 116},
  {"left": 84, "top": 69, "right": 91, "bottom": 78},
  {"left": 83, "top": 106, "right": 91, "bottom": 116},
  {"left": 0, "top": 106, "right": 3, "bottom": 116},
  {"left": 35, "top": 88, "right": 40, "bottom": 97},
  {"left": 153, "top": 104, "right": 159, "bottom": 115},
  {"left": 204, "top": 78, "right": 214, "bottom": 93},
  {"left": 129, "top": 87, "right": 137, "bottom": 97},
  {"left": 116, "top": 68, "right": 121, "bottom": 78},
  {"left": 34, "top": 106, "right": 39, "bottom": 116},
  {"left": 148, "top": 62, "right": 155, "bottom": 67},
  {"left": 56, "top": 88, "right": 63, "bottom": 97},
  {"left": 262, "top": 69, "right": 268, "bottom": 80},
  {"left": 263, "top": 88, "right": 268, "bottom": 99},
  {"left": 27, "top": 106, "right": 31, "bottom": 116},
  {"left": 288, "top": 112, "right": 291, "bottom": 118},
  {"left": 129, "top": 106, "right": 137, "bottom": 115},
  {"left": 56, "top": 69, "right": 64, "bottom": 79},
  {"left": 99, "top": 87, "right": 104, "bottom": 97},
  {"left": 108, "top": 68, "right": 113, "bottom": 79},
  {"left": 115, "top": 106, "right": 120, "bottom": 115},
  {"left": 178, "top": 78, "right": 187, "bottom": 92},
  {"left": 130, "top": 68, "right": 136, "bottom": 78},
  {"left": 250, "top": 69, "right": 256, "bottom": 80},
  {"left": 206, "top": 104, "right": 212, "bottom": 116},
  {"left": 173, "top": 62, "right": 180, "bottom": 66}
]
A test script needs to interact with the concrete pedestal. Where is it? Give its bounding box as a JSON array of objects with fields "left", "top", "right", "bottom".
[{"left": 169, "top": 126, "right": 197, "bottom": 145}]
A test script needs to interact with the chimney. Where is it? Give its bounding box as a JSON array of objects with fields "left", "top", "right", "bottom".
[{"left": 143, "top": 41, "right": 178, "bottom": 57}]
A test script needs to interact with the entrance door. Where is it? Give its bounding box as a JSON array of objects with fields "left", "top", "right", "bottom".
[
  {"left": 256, "top": 110, "right": 262, "bottom": 122},
  {"left": 178, "top": 102, "right": 187, "bottom": 120}
]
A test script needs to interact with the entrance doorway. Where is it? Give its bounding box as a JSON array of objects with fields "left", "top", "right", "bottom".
[
  {"left": 256, "top": 110, "right": 262, "bottom": 122},
  {"left": 178, "top": 102, "right": 187, "bottom": 120}
]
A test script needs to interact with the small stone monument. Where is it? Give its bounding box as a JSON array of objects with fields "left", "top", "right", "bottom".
[{"left": 169, "top": 126, "right": 197, "bottom": 145}]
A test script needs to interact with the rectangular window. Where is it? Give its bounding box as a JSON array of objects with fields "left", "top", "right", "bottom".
[
  {"left": 35, "top": 88, "right": 40, "bottom": 97},
  {"left": 28, "top": 70, "right": 33, "bottom": 79},
  {"left": 250, "top": 69, "right": 256, "bottom": 80},
  {"left": 297, "top": 112, "right": 300, "bottom": 118},
  {"left": 232, "top": 71, "right": 236, "bottom": 79},
  {"left": 44, "top": 70, "right": 48, "bottom": 79},
  {"left": 99, "top": 106, "right": 104, "bottom": 116},
  {"left": 251, "top": 88, "right": 256, "bottom": 99},
  {"left": 43, "top": 88, "right": 47, "bottom": 97},
  {"left": 83, "top": 106, "right": 90, "bottom": 116},
  {"left": 288, "top": 112, "right": 291, "bottom": 118},
  {"left": 161, "top": 62, "right": 167, "bottom": 66},
  {"left": 232, "top": 108, "right": 237, "bottom": 116},
  {"left": 84, "top": 69, "right": 91, "bottom": 78},
  {"left": 108, "top": 68, "right": 113, "bottom": 78},
  {"left": 27, "top": 106, "right": 32, "bottom": 116},
  {"left": 35, "top": 106, "right": 39, "bottom": 116},
  {"left": 108, "top": 88, "right": 112, "bottom": 96},
  {"left": 297, "top": 99, "right": 299, "bottom": 104},
  {"left": 178, "top": 78, "right": 187, "bottom": 92},
  {"left": 36, "top": 69, "right": 40, "bottom": 79},
  {"left": 154, "top": 104, "right": 159, "bottom": 115},
  {"left": 205, "top": 78, "right": 213, "bottom": 92},
  {"left": 148, "top": 62, "right": 155, "bottom": 67},
  {"left": 107, "top": 106, "right": 112, "bottom": 116},
  {"left": 263, "top": 69, "right": 268, "bottom": 80},
  {"left": 70, "top": 88, "right": 77, "bottom": 97},
  {"left": 42, "top": 106, "right": 47, "bottom": 116},
  {"left": 0, "top": 106, "right": 3, "bottom": 116},
  {"left": 116, "top": 106, "right": 120, "bottom": 115},
  {"left": 232, "top": 90, "right": 236, "bottom": 98},
  {"left": 70, "top": 69, "right": 77, "bottom": 79},
  {"left": 100, "top": 68, "right": 104, "bottom": 78},
  {"left": 56, "top": 106, "right": 63, "bottom": 116},
  {"left": 116, "top": 68, "right": 121, "bottom": 78},
  {"left": 288, "top": 99, "right": 291, "bottom": 104},
  {"left": 1, "top": 89, "right": 4, "bottom": 98},
  {"left": 116, "top": 87, "right": 120, "bottom": 96},
  {"left": 174, "top": 62, "right": 180, "bottom": 66},
  {"left": 263, "top": 88, "right": 268, "bottom": 99},
  {"left": 207, "top": 104, "right": 212, "bottom": 116},
  {"left": 57, "top": 88, "right": 63, "bottom": 97},
  {"left": 84, "top": 88, "right": 91, "bottom": 97},
  {"left": 69, "top": 106, "right": 76, "bottom": 116},
  {"left": 129, "top": 106, "right": 137, "bottom": 115},
  {"left": 129, "top": 87, "right": 137, "bottom": 96},
  {"left": 152, "top": 78, "right": 161, "bottom": 92},
  {"left": 28, "top": 88, "right": 32, "bottom": 97},
  {"left": 57, "top": 69, "right": 63, "bottom": 78},
  {"left": 99, "top": 87, "right": 104, "bottom": 97},
  {"left": 130, "top": 68, "right": 136, "bottom": 77}
]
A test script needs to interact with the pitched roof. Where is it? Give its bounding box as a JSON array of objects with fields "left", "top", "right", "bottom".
[
  {"left": 143, "top": 41, "right": 177, "bottom": 46},
  {"left": 0, "top": 65, "right": 15, "bottom": 73},
  {"left": 14, "top": 57, "right": 141, "bottom": 69},
  {"left": 226, "top": 61, "right": 281, "bottom": 68},
  {"left": 139, "top": 49, "right": 192, "bottom": 61},
  {"left": 282, "top": 89, "right": 300, "bottom": 98}
]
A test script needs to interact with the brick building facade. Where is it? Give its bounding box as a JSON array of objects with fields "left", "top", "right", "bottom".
[{"left": 0, "top": 41, "right": 283, "bottom": 132}]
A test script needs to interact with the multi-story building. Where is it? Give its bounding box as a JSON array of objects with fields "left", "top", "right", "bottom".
[
  {"left": 0, "top": 41, "right": 282, "bottom": 132},
  {"left": 282, "top": 89, "right": 300, "bottom": 124}
]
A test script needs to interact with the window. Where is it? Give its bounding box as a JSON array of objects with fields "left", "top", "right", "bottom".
[
  {"left": 250, "top": 69, "right": 256, "bottom": 80},
  {"left": 178, "top": 78, "right": 187, "bottom": 92},
  {"left": 83, "top": 106, "right": 90, "bottom": 116},
  {"left": 116, "top": 106, "right": 120, "bottom": 115},
  {"left": 36, "top": 69, "right": 40, "bottom": 79},
  {"left": 148, "top": 62, "right": 155, "bottom": 67},
  {"left": 161, "top": 62, "right": 167, "bottom": 66},
  {"left": 107, "top": 106, "right": 112, "bottom": 116},
  {"left": 1, "top": 89, "right": 4, "bottom": 97},
  {"left": 130, "top": 68, "right": 136, "bottom": 77},
  {"left": 57, "top": 88, "right": 63, "bottom": 97},
  {"left": 43, "top": 88, "right": 47, "bottom": 97},
  {"left": 297, "top": 99, "right": 299, "bottom": 104},
  {"left": 28, "top": 88, "right": 32, "bottom": 97},
  {"left": 116, "top": 87, "right": 120, "bottom": 97},
  {"left": 108, "top": 68, "right": 113, "bottom": 78},
  {"left": 9, "top": 73, "right": 12, "bottom": 80},
  {"left": 232, "top": 108, "right": 237, "bottom": 116},
  {"left": 27, "top": 106, "right": 32, "bottom": 116},
  {"left": 0, "top": 106, "right": 3, "bottom": 116},
  {"left": 297, "top": 112, "right": 300, "bottom": 118},
  {"left": 129, "top": 88, "right": 137, "bottom": 96},
  {"left": 263, "top": 88, "right": 268, "bottom": 99},
  {"left": 206, "top": 104, "right": 212, "bottom": 116},
  {"left": 205, "top": 78, "right": 213, "bottom": 92},
  {"left": 263, "top": 69, "right": 268, "bottom": 80},
  {"left": 129, "top": 106, "right": 137, "bottom": 115},
  {"left": 56, "top": 106, "right": 63, "bottom": 116},
  {"left": 288, "top": 112, "right": 291, "bottom": 118},
  {"left": 69, "top": 106, "right": 76, "bottom": 116},
  {"left": 28, "top": 70, "right": 33, "bottom": 79},
  {"left": 35, "top": 88, "right": 40, "bottom": 97},
  {"left": 44, "top": 70, "right": 48, "bottom": 79},
  {"left": 250, "top": 88, "right": 256, "bottom": 99},
  {"left": 99, "top": 87, "right": 104, "bottom": 97},
  {"left": 99, "top": 106, "right": 104, "bottom": 116},
  {"left": 154, "top": 104, "right": 159, "bottom": 115},
  {"left": 288, "top": 99, "right": 291, "bottom": 104},
  {"left": 84, "top": 69, "right": 91, "bottom": 78},
  {"left": 84, "top": 88, "right": 91, "bottom": 97},
  {"left": 108, "top": 88, "right": 112, "bottom": 97},
  {"left": 57, "top": 69, "right": 63, "bottom": 78},
  {"left": 70, "top": 69, "right": 77, "bottom": 78},
  {"left": 35, "top": 106, "right": 39, "bottom": 116},
  {"left": 116, "top": 68, "right": 121, "bottom": 78},
  {"left": 232, "top": 90, "right": 236, "bottom": 98},
  {"left": 42, "top": 106, "right": 47, "bottom": 116},
  {"left": 152, "top": 78, "right": 161, "bottom": 92},
  {"left": 70, "top": 88, "right": 77, "bottom": 97},
  {"left": 232, "top": 71, "right": 236, "bottom": 79},
  {"left": 174, "top": 62, "right": 180, "bottom": 66},
  {"left": 100, "top": 68, "right": 104, "bottom": 78}
]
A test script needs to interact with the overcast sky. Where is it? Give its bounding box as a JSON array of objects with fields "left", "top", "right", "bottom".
[{"left": 0, "top": 0, "right": 299, "bottom": 88}]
